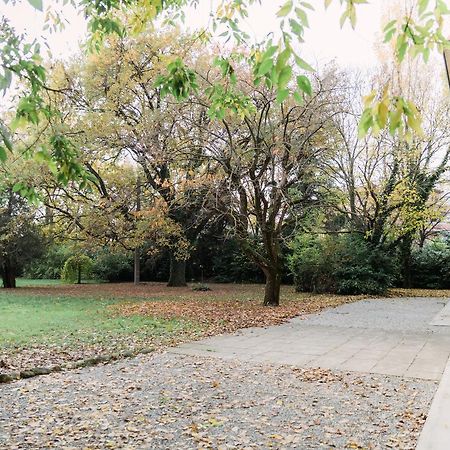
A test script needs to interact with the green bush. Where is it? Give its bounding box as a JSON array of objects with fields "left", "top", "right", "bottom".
[
  {"left": 287, "top": 234, "right": 335, "bottom": 293},
  {"left": 92, "top": 250, "right": 133, "bottom": 282},
  {"left": 61, "top": 254, "right": 94, "bottom": 284},
  {"left": 288, "top": 234, "right": 397, "bottom": 295},
  {"left": 410, "top": 239, "right": 450, "bottom": 289},
  {"left": 23, "top": 244, "right": 71, "bottom": 279}
]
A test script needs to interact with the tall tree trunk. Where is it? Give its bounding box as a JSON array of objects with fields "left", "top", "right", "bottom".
[
  {"left": 263, "top": 268, "right": 281, "bottom": 306},
  {"left": 2, "top": 261, "right": 16, "bottom": 288},
  {"left": 167, "top": 253, "right": 187, "bottom": 287},
  {"left": 134, "top": 248, "right": 140, "bottom": 285},
  {"left": 134, "top": 176, "right": 141, "bottom": 285},
  {"left": 77, "top": 264, "right": 82, "bottom": 284}
]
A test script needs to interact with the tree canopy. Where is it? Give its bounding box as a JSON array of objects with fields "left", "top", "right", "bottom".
[
  {"left": 1, "top": 0, "right": 449, "bottom": 175},
  {"left": 0, "top": 1, "right": 449, "bottom": 304}
]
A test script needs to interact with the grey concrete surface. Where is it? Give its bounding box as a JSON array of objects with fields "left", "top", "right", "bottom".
[
  {"left": 170, "top": 297, "right": 450, "bottom": 380},
  {"left": 171, "top": 296, "right": 450, "bottom": 449},
  {"left": 430, "top": 301, "right": 450, "bottom": 327}
]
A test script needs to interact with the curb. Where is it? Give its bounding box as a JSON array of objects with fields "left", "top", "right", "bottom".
[
  {"left": 0, "top": 348, "right": 154, "bottom": 384},
  {"left": 416, "top": 356, "right": 450, "bottom": 449}
]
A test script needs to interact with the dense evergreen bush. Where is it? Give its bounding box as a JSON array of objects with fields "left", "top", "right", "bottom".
[
  {"left": 190, "top": 232, "right": 264, "bottom": 283},
  {"left": 410, "top": 239, "right": 450, "bottom": 289},
  {"left": 92, "top": 250, "right": 133, "bottom": 282},
  {"left": 288, "top": 234, "right": 397, "bottom": 295},
  {"left": 23, "top": 244, "right": 71, "bottom": 279}
]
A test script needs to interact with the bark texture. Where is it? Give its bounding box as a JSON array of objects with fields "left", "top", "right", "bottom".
[{"left": 167, "top": 254, "right": 187, "bottom": 287}]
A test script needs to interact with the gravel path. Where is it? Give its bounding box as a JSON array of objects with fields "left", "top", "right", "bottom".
[
  {"left": 0, "top": 352, "right": 437, "bottom": 449},
  {"left": 301, "top": 297, "right": 449, "bottom": 332}
]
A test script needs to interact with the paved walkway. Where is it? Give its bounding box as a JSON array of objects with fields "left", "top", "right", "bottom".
[
  {"left": 172, "top": 297, "right": 450, "bottom": 448},
  {"left": 171, "top": 297, "right": 450, "bottom": 381}
]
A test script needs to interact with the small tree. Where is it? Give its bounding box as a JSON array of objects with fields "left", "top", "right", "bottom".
[
  {"left": 61, "top": 255, "right": 93, "bottom": 284},
  {"left": 0, "top": 188, "right": 45, "bottom": 288}
]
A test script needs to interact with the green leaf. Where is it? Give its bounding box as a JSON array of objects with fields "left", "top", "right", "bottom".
[
  {"left": 276, "top": 89, "right": 289, "bottom": 103},
  {"left": 27, "top": 0, "right": 43, "bottom": 11},
  {"left": 277, "top": 1, "right": 293, "bottom": 17},
  {"left": 0, "top": 146, "right": 7, "bottom": 162},
  {"left": 278, "top": 66, "right": 292, "bottom": 89},
  {"left": 297, "top": 75, "right": 312, "bottom": 96},
  {"left": 418, "top": 0, "right": 430, "bottom": 15},
  {"left": 358, "top": 109, "right": 374, "bottom": 137},
  {"left": 12, "top": 183, "right": 23, "bottom": 193},
  {"left": 257, "top": 58, "right": 273, "bottom": 76},
  {"left": 293, "top": 91, "right": 303, "bottom": 104},
  {"left": 0, "top": 126, "right": 13, "bottom": 152},
  {"left": 276, "top": 48, "right": 291, "bottom": 72},
  {"left": 289, "top": 19, "right": 304, "bottom": 38},
  {"left": 262, "top": 45, "right": 278, "bottom": 60},
  {"left": 383, "top": 19, "right": 397, "bottom": 32},
  {"left": 295, "top": 7, "right": 309, "bottom": 27},
  {"left": 35, "top": 150, "right": 50, "bottom": 163},
  {"left": 300, "top": 2, "right": 314, "bottom": 11},
  {"left": 339, "top": 11, "right": 348, "bottom": 28},
  {"left": 397, "top": 41, "right": 408, "bottom": 61},
  {"left": 384, "top": 28, "right": 396, "bottom": 43},
  {"left": 294, "top": 54, "right": 314, "bottom": 71}
]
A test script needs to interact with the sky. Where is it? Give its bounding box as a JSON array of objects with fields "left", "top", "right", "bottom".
[
  {"left": 0, "top": 0, "right": 389, "bottom": 69},
  {"left": 1, "top": 0, "right": 448, "bottom": 94}
]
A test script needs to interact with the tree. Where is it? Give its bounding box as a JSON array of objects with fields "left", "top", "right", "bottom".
[
  {"left": 0, "top": 185, "right": 44, "bottom": 288},
  {"left": 39, "top": 160, "right": 191, "bottom": 276},
  {"left": 2, "top": 0, "right": 449, "bottom": 305},
  {"left": 325, "top": 64, "right": 450, "bottom": 286},
  {"left": 43, "top": 31, "right": 216, "bottom": 286},
  {"left": 61, "top": 254, "right": 93, "bottom": 284},
  {"left": 195, "top": 68, "right": 342, "bottom": 305}
]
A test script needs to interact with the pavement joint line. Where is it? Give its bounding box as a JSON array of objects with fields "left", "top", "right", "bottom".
[{"left": 405, "top": 339, "right": 429, "bottom": 373}]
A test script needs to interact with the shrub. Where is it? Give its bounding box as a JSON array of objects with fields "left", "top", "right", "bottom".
[
  {"left": 61, "top": 254, "right": 94, "bottom": 284},
  {"left": 287, "top": 234, "right": 335, "bottom": 293},
  {"left": 332, "top": 236, "right": 397, "bottom": 295},
  {"left": 92, "top": 250, "right": 133, "bottom": 282},
  {"left": 23, "top": 244, "right": 71, "bottom": 279},
  {"left": 288, "top": 234, "right": 397, "bottom": 295},
  {"left": 410, "top": 239, "right": 450, "bottom": 289}
]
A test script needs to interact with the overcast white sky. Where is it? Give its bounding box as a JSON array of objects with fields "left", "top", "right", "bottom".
[
  {"left": 1, "top": 0, "right": 389, "bottom": 68},
  {"left": 1, "top": 0, "right": 449, "bottom": 90}
]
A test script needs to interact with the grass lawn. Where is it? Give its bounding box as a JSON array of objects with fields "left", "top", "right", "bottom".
[
  {"left": 15, "top": 278, "right": 104, "bottom": 287},
  {"left": 15, "top": 278, "right": 63, "bottom": 287},
  {"left": 2, "top": 280, "right": 449, "bottom": 378},
  {"left": 0, "top": 294, "right": 194, "bottom": 348},
  {"left": 0, "top": 288, "right": 201, "bottom": 375}
]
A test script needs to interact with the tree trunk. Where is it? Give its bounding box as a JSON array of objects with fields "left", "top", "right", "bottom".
[
  {"left": 263, "top": 269, "right": 281, "bottom": 306},
  {"left": 77, "top": 264, "right": 82, "bottom": 284},
  {"left": 134, "top": 248, "right": 140, "bottom": 285},
  {"left": 134, "top": 177, "right": 141, "bottom": 285},
  {"left": 2, "top": 262, "right": 16, "bottom": 288},
  {"left": 167, "top": 254, "right": 187, "bottom": 287}
]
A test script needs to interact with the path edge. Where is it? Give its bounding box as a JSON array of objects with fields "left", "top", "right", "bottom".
[{"left": 416, "top": 355, "right": 450, "bottom": 449}]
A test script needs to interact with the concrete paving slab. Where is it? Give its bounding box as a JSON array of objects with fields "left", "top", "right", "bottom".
[
  {"left": 430, "top": 301, "right": 450, "bottom": 327},
  {"left": 338, "top": 357, "right": 379, "bottom": 372},
  {"left": 170, "top": 297, "right": 450, "bottom": 380}
]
